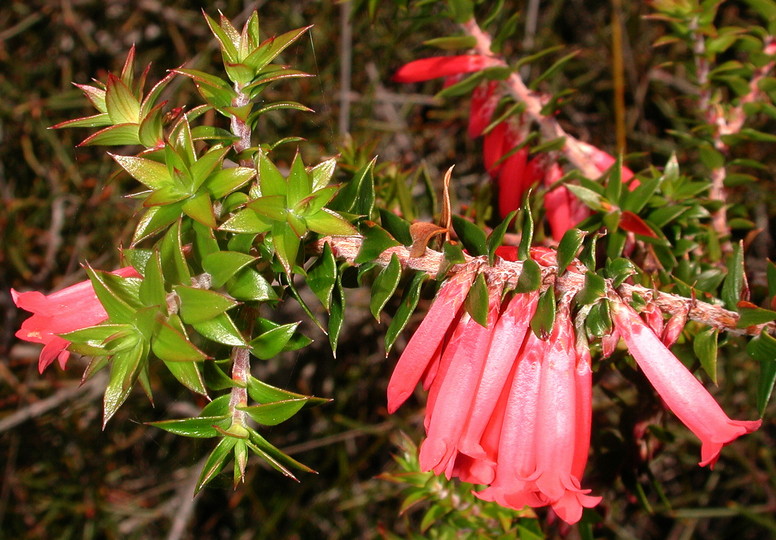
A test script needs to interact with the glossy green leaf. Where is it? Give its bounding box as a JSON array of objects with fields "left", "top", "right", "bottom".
[
  {"left": 203, "top": 362, "right": 240, "bottom": 391},
  {"left": 329, "top": 272, "right": 345, "bottom": 354},
  {"left": 202, "top": 251, "right": 257, "bottom": 288},
  {"left": 286, "top": 152, "right": 312, "bottom": 207},
  {"left": 247, "top": 375, "right": 327, "bottom": 405},
  {"left": 576, "top": 272, "right": 607, "bottom": 305},
  {"left": 111, "top": 154, "right": 171, "bottom": 190},
  {"left": 385, "top": 271, "right": 427, "bottom": 353},
  {"left": 370, "top": 254, "right": 402, "bottom": 320},
  {"left": 195, "top": 436, "right": 237, "bottom": 494},
  {"left": 746, "top": 330, "right": 776, "bottom": 416},
  {"left": 452, "top": 215, "right": 487, "bottom": 256},
  {"left": 487, "top": 210, "right": 517, "bottom": 266},
  {"left": 257, "top": 150, "right": 287, "bottom": 197},
  {"left": 148, "top": 415, "right": 229, "bottom": 438},
  {"left": 164, "top": 357, "right": 207, "bottom": 395},
  {"left": 219, "top": 208, "right": 272, "bottom": 234},
  {"left": 103, "top": 343, "right": 146, "bottom": 426},
  {"left": 531, "top": 286, "right": 557, "bottom": 340},
  {"left": 355, "top": 221, "right": 400, "bottom": 264},
  {"left": 694, "top": 327, "right": 719, "bottom": 384},
  {"left": 193, "top": 313, "right": 248, "bottom": 346},
  {"left": 79, "top": 123, "right": 140, "bottom": 147},
  {"left": 422, "top": 35, "right": 477, "bottom": 50},
  {"left": 152, "top": 314, "right": 207, "bottom": 363},
  {"left": 566, "top": 184, "right": 605, "bottom": 211},
  {"left": 238, "top": 399, "right": 308, "bottom": 426},
  {"left": 721, "top": 241, "right": 746, "bottom": 309},
  {"left": 379, "top": 208, "right": 413, "bottom": 246},
  {"left": 465, "top": 273, "right": 489, "bottom": 327},
  {"left": 271, "top": 221, "right": 301, "bottom": 274},
  {"left": 514, "top": 258, "right": 542, "bottom": 293},
  {"left": 132, "top": 203, "right": 183, "bottom": 245},
  {"left": 86, "top": 267, "right": 137, "bottom": 323},
  {"left": 330, "top": 157, "right": 376, "bottom": 218},
  {"left": 105, "top": 75, "right": 140, "bottom": 124},
  {"left": 517, "top": 198, "right": 535, "bottom": 261},
  {"left": 227, "top": 268, "right": 277, "bottom": 302},
  {"left": 175, "top": 285, "right": 239, "bottom": 325},
  {"left": 138, "top": 251, "right": 166, "bottom": 308},
  {"left": 607, "top": 257, "right": 637, "bottom": 288},
  {"left": 309, "top": 157, "right": 337, "bottom": 191},
  {"left": 250, "top": 322, "right": 301, "bottom": 360},
  {"left": 556, "top": 228, "right": 585, "bottom": 277},
  {"left": 307, "top": 242, "right": 337, "bottom": 311},
  {"left": 737, "top": 306, "right": 776, "bottom": 327},
  {"left": 160, "top": 219, "right": 191, "bottom": 285},
  {"left": 305, "top": 209, "right": 358, "bottom": 236}
]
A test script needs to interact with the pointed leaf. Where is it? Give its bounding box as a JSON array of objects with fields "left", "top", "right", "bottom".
[
  {"left": 531, "top": 286, "right": 557, "bottom": 339},
  {"left": 203, "top": 251, "right": 257, "bottom": 288},
  {"left": 148, "top": 415, "right": 229, "bottom": 438},
  {"left": 195, "top": 436, "right": 237, "bottom": 494},
  {"left": 465, "top": 273, "right": 489, "bottom": 327},
  {"left": 746, "top": 330, "right": 776, "bottom": 416},
  {"left": 385, "top": 271, "right": 428, "bottom": 353},
  {"left": 250, "top": 322, "right": 301, "bottom": 360},
  {"left": 721, "top": 241, "right": 746, "bottom": 309},
  {"left": 371, "top": 254, "right": 402, "bottom": 320},
  {"left": 556, "top": 228, "right": 585, "bottom": 276},
  {"left": 152, "top": 314, "right": 207, "bottom": 362},
  {"left": 355, "top": 221, "right": 401, "bottom": 264},
  {"left": 163, "top": 357, "right": 207, "bottom": 395},
  {"left": 175, "top": 286, "right": 239, "bottom": 325},
  {"left": 451, "top": 215, "right": 487, "bottom": 256},
  {"left": 192, "top": 313, "right": 248, "bottom": 346},
  {"left": 238, "top": 399, "right": 309, "bottom": 426},
  {"left": 308, "top": 242, "right": 337, "bottom": 311},
  {"left": 694, "top": 327, "right": 719, "bottom": 384},
  {"left": 514, "top": 258, "right": 542, "bottom": 293}
]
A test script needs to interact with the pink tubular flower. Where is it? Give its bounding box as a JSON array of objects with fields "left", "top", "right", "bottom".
[
  {"left": 611, "top": 298, "right": 762, "bottom": 467},
  {"left": 468, "top": 81, "right": 500, "bottom": 139},
  {"left": 387, "top": 271, "right": 475, "bottom": 413},
  {"left": 543, "top": 163, "right": 591, "bottom": 241},
  {"left": 392, "top": 55, "right": 502, "bottom": 83},
  {"left": 12, "top": 266, "right": 140, "bottom": 373},
  {"left": 578, "top": 141, "right": 638, "bottom": 188}
]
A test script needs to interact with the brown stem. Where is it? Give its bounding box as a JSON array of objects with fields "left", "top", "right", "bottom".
[
  {"left": 314, "top": 235, "right": 772, "bottom": 337},
  {"left": 229, "top": 347, "right": 249, "bottom": 425}
]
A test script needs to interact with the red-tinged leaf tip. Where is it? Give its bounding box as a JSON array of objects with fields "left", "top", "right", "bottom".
[
  {"left": 392, "top": 55, "right": 501, "bottom": 83},
  {"left": 619, "top": 210, "right": 657, "bottom": 238}
]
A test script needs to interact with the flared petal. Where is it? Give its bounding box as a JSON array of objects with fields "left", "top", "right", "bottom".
[{"left": 611, "top": 298, "right": 762, "bottom": 468}]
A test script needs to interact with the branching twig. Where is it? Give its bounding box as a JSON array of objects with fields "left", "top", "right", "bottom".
[{"left": 315, "top": 235, "right": 771, "bottom": 337}]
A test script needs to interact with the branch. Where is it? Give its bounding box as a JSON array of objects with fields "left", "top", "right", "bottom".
[
  {"left": 315, "top": 235, "right": 772, "bottom": 337},
  {"left": 461, "top": 18, "right": 603, "bottom": 179}
]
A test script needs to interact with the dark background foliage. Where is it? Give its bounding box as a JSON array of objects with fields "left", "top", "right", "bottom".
[{"left": 1, "top": 1, "right": 774, "bottom": 538}]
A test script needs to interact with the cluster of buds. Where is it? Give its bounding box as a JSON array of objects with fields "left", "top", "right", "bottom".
[{"left": 387, "top": 248, "right": 761, "bottom": 524}]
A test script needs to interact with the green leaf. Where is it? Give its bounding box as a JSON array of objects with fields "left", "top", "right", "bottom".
[
  {"left": 219, "top": 208, "right": 272, "bottom": 234},
  {"left": 192, "top": 313, "right": 248, "bottom": 346},
  {"left": 247, "top": 375, "right": 327, "bottom": 405},
  {"left": 305, "top": 209, "right": 358, "bottom": 236},
  {"left": 531, "top": 286, "right": 556, "bottom": 340},
  {"left": 308, "top": 242, "right": 337, "bottom": 311},
  {"left": 329, "top": 272, "right": 345, "bottom": 354},
  {"left": 286, "top": 152, "right": 312, "bottom": 207},
  {"left": 182, "top": 191, "right": 216, "bottom": 229},
  {"left": 355, "top": 221, "right": 400, "bottom": 264},
  {"left": 517, "top": 198, "right": 535, "bottom": 261},
  {"left": 566, "top": 184, "right": 605, "bottom": 211},
  {"left": 422, "top": 35, "right": 477, "bottom": 50},
  {"left": 694, "top": 327, "right": 719, "bottom": 384},
  {"left": 111, "top": 154, "right": 171, "bottom": 190},
  {"left": 195, "top": 436, "right": 237, "bottom": 494},
  {"left": 379, "top": 208, "right": 413, "bottom": 246},
  {"left": 586, "top": 300, "right": 613, "bottom": 338},
  {"left": 330, "top": 157, "right": 376, "bottom": 218},
  {"left": 737, "top": 306, "right": 776, "bottom": 328},
  {"left": 132, "top": 204, "right": 183, "bottom": 245},
  {"left": 746, "top": 330, "right": 776, "bottom": 416},
  {"left": 227, "top": 268, "right": 278, "bottom": 302},
  {"left": 556, "top": 228, "right": 585, "bottom": 276},
  {"left": 576, "top": 272, "right": 607, "bottom": 305},
  {"left": 202, "top": 251, "right": 257, "bottom": 288},
  {"left": 160, "top": 219, "right": 191, "bottom": 285},
  {"left": 452, "top": 215, "right": 487, "bottom": 256},
  {"left": 607, "top": 258, "right": 637, "bottom": 288},
  {"left": 370, "top": 254, "right": 402, "bottom": 320},
  {"left": 250, "top": 322, "right": 301, "bottom": 360},
  {"left": 152, "top": 314, "right": 208, "bottom": 362},
  {"left": 309, "top": 157, "right": 337, "bottom": 191},
  {"left": 238, "top": 399, "right": 309, "bottom": 426},
  {"left": 148, "top": 415, "right": 229, "bottom": 438},
  {"left": 105, "top": 75, "right": 140, "bottom": 124},
  {"left": 514, "top": 258, "right": 542, "bottom": 293},
  {"left": 622, "top": 176, "right": 661, "bottom": 214},
  {"left": 138, "top": 251, "right": 166, "bottom": 308},
  {"left": 164, "top": 357, "right": 207, "bottom": 395},
  {"left": 271, "top": 221, "right": 301, "bottom": 274},
  {"left": 103, "top": 344, "right": 146, "bottom": 426},
  {"left": 86, "top": 267, "right": 137, "bottom": 323},
  {"left": 79, "top": 123, "right": 140, "bottom": 147},
  {"left": 721, "top": 241, "right": 745, "bottom": 309},
  {"left": 487, "top": 210, "right": 517, "bottom": 266},
  {"left": 465, "top": 273, "right": 489, "bottom": 327},
  {"left": 385, "top": 271, "right": 428, "bottom": 353},
  {"left": 175, "top": 286, "right": 239, "bottom": 325},
  {"left": 257, "top": 150, "right": 288, "bottom": 197}
]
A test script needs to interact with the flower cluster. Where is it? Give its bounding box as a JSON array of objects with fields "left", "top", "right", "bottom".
[
  {"left": 11, "top": 267, "right": 140, "bottom": 373},
  {"left": 392, "top": 54, "right": 639, "bottom": 240},
  {"left": 387, "top": 255, "right": 761, "bottom": 524}
]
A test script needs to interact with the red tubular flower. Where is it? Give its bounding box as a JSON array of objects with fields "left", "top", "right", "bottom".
[
  {"left": 457, "top": 291, "right": 539, "bottom": 460},
  {"left": 578, "top": 141, "right": 638, "bottom": 188},
  {"left": 387, "top": 271, "right": 475, "bottom": 413},
  {"left": 497, "top": 147, "right": 529, "bottom": 219},
  {"left": 483, "top": 122, "right": 512, "bottom": 176},
  {"left": 392, "top": 55, "right": 502, "bottom": 83},
  {"left": 418, "top": 285, "right": 502, "bottom": 478},
  {"left": 611, "top": 298, "right": 762, "bottom": 467},
  {"left": 468, "top": 81, "right": 500, "bottom": 139},
  {"left": 533, "top": 304, "right": 601, "bottom": 524},
  {"left": 12, "top": 267, "right": 140, "bottom": 373},
  {"left": 543, "top": 163, "right": 591, "bottom": 241}
]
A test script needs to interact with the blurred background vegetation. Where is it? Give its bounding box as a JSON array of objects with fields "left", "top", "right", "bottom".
[{"left": 1, "top": 1, "right": 774, "bottom": 538}]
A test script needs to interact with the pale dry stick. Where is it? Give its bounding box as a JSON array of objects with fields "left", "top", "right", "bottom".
[
  {"left": 315, "top": 235, "right": 773, "bottom": 337},
  {"left": 0, "top": 371, "right": 107, "bottom": 433},
  {"left": 338, "top": 0, "right": 353, "bottom": 135},
  {"left": 460, "top": 18, "right": 602, "bottom": 180}
]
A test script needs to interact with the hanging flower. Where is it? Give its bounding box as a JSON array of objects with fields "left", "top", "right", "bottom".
[
  {"left": 392, "top": 55, "right": 501, "bottom": 83},
  {"left": 610, "top": 297, "right": 762, "bottom": 467},
  {"left": 12, "top": 266, "right": 140, "bottom": 373}
]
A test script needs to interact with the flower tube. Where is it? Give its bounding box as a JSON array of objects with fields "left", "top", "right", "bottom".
[{"left": 610, "top": 297, "right": 762, "bottom": 467}]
